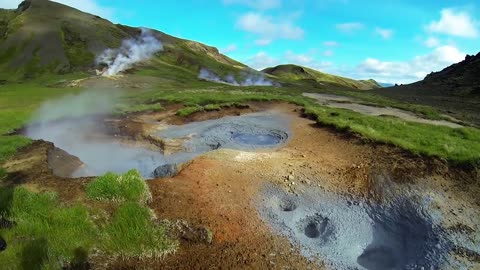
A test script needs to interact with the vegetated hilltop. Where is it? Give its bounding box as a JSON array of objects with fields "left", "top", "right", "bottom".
[
  {"left": 373, "top": 52, "right": 480, "bottom": 125},
  {"left": 0, "top": 0, "right": 247, "bottom": 81},
  {"left": 263, "top": 64, "right": 382, "bottom": 90}
]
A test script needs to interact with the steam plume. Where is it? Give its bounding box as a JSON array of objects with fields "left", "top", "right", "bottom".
[
  {"left": 96, "top": 29, "right": 163, "bottom": 76},
  {"left": 25, "top": 91, "right": 165, "bottom": 177},
  {"left": 198, "top": 68, "right": 279, "bottom": 86}
]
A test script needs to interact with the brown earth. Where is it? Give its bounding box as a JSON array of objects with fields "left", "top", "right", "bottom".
[{"left": 2, "top": 102, "right": 479, "bottom": 269}]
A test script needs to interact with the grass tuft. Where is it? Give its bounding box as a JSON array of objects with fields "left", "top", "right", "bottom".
[
  {"left": 176, "top": 105, "right": 204, "bottom": 117},
  {"left": 0, "top": 187, "right": 97, "bottom": 269},
  {"left": 101, "top": 202, "right": 178, "bottom": 258},
  {"left": 86, "top": 169, "right": 152, "bottom": 204}
]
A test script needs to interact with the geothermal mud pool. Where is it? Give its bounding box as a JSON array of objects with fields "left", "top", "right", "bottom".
[
  {"left": 26, "top": 112, "right": 290, "bottom": 178},
  {"left": 257, "top": 177, "right": 480, "bottom": 270}
]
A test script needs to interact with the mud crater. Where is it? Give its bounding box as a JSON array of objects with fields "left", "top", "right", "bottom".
[
  {"left": 258, "top": 184, "right": 456, "bottom": 270},
  {"left": 26, "top": 112, "right": 291, "bottom": 178}
]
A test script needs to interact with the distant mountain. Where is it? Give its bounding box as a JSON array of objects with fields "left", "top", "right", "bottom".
[
  {"left": 0, "top": 0, "right": 385, "bottom": 91},
  {"left": 374, "top": 52, "right": 480, "bottom": 125},
  {"left": 0, "top": 0, "right": 247, "bottom": 81},
  {"left": 379, "top": 82, "right": 394, "bottom": 87},
  {"left": 263, "top": 64, "right": 382, "bottom": 90}
]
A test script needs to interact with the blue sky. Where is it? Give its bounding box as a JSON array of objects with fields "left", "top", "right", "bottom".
[{"left": 1, "top": 0, "right": 479, "bottom": 83}]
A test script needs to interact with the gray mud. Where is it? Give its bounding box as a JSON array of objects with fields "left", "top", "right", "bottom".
[
  {"left": 257, "top": 180, "right": 477, "bottom": 269},
  {"left": 157, "top": 112, "right": 290, "bottom": 153},
  {"left": 27, "top": 112, "right": 290, "bottom": 178},
  {"left": 303, "top": 92, "right": 463, "bottom": 128}
]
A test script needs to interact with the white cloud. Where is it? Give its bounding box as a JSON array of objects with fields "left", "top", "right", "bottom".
[
  {"left": 221, "top": 44, "right": 238, "bottom": 54},
  {"left": 426, "top": 8, "right": 478, "bottom": 38},
  {"left": 323, "top": 41, "right": 339, "bottom": 47},
  {"left": 236, "top": 12, "right": 304, "bottom": 44},
  {"left": 255, "top": 39, "right": 272, "bottom": 46},
  {"left": 285, "top": 50, "right": 313, "bottom": 65},
  {"left": 223, "top": 0, "right": 281, "bottom": 10},
  {"left": 375, "top": 27, "right": 394, "bottom": 39},
  {"left": 424, "top": 37, "right": 440, "bottom": 48},
  {"left": 323, "top": 50, "right": 334, "bottom": 57},
  {"left": 336, "top": 22, "right": 364, "bottom": 33},
  {"left": 246, "top": 51, "right": 279, "bottom": 70},
  {"left": 0, "top": 0, "right": 115, "bottom": 20},
  {"left": 355, "top": 45, "right": 465, "bottom": 83}
]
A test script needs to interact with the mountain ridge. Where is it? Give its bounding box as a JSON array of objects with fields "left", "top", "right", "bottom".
[
  {"left": 263, "top": 64, "right": 381, "bottom": 90},
  {"left": 374, "top": 52, "right": 480, "bottom": 125}
]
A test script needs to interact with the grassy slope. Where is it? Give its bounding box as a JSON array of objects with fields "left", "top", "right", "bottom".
[
  {"left": 263, "top": 64, "right": 382, "bottom": 90},
  {"left": 0, "top": 0, "right": 247, "bottom": 82},
  {"left": 0, "top": 170, "right": 177, "bottom": 269}
]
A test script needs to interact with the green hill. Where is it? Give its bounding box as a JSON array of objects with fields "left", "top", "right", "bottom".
[
  {"left": 263, "top": 64, "right": 382, "bottom": 90},
  {"left": 0, "top": 0, "right": 247, "bottom": 82},
  {"left": 1, "top": 0, "right": 381, "bottom": 90}
]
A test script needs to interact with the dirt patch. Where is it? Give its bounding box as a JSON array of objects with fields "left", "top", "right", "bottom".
[
  {"left": 1, "top": 141, "right": 89, "bottom": 202},
  {"left": 47, "top": 146, "right": 84, "bottom": 178}
]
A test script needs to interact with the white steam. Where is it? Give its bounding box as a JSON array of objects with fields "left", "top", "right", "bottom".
[
  {"left": 25, "top": 91, "right": 167, "bottom": 177},
  {"left": 198, "top": 68, "right": 278, "bottom": 86},
  {"left": 96, "top": 29, "right": 163, "bottom": 76}
]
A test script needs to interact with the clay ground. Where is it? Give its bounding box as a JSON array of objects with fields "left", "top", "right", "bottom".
[{"left": 3, "top": 103, "right": 479, "bottom": 269}]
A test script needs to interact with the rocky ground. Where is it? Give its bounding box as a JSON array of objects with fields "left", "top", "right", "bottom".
[{"left": 2, "top": 103, "right": 479, "bottom": 269}]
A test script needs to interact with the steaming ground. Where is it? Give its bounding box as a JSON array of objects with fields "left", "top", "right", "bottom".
[
  {"left": 26, "top": 94, "right": 291, "bottom": 178},
  {"left": 198, "top": 68, "right": 279, "bottom": 86},
  {"left": 257, "top": 175, "right": 480, "bottom": 270},
  {"left": 96, "top": 28, "right": 163, "bottom": 76}
]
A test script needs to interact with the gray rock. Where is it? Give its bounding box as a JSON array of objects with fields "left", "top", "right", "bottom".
[{"left": 152, "top": 164, "right": 178, "bottom": 178}]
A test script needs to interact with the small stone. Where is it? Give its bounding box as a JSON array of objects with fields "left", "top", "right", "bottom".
[
  {"left": 288, "top": 175, "right": 295, "bottom": 181},
  {"left": 291, "top": 182, "right": 295, "bottom": 185}
]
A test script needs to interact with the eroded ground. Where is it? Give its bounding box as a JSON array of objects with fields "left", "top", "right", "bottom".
[{"left": 3, "top": 103, "right": 479, "bottom": 269}]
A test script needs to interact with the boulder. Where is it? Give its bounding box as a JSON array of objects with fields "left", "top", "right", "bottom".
[{"left": 152, "top": 164, "right": 178, "bottom": 178}]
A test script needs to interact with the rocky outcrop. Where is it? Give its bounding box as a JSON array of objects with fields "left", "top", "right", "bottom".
[{"left": 152, "top": 164, "right": 179, "bottom": 178}]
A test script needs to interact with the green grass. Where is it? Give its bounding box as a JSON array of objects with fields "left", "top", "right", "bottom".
[
  {"left": 114, "top": 103, "right": 164, "bottom": 114},
  {"left": 304, "top": 105, "right": 480, "bottom": 166},
  {"left": 86, "top": 170, "right": 152, "bottom": 204},
  {"left": 0, "top": 135, "right": 31, "bottom": 162},
  {"left": 176, "top": 105, "right": 204, "bottom": 117},
  {"left": 101, "top": 202, "right": 177, "bottom": 258},
  {"left": 176, "top": 102, "right": 248, "bottom": 116},
  {"left": 0, "top": 170, "right": 177, "bottom": 268},
  {"left": 0, "top": 187, "right": 98, "bottom": 269}
]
